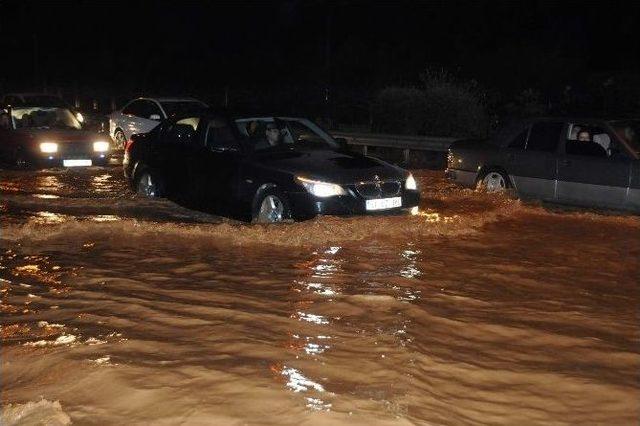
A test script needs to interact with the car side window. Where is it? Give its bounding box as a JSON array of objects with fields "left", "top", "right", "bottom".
[
  {"left": 508, "top": 129, "right": 528, "bottom": 149},
  {"left": 122, "top": 100, "right": 143, "bottom": 117},
  {"left": 565, "top": 123, "right": 611, "bottom": 159},
  {"left": 205, "top": 118, "right": 238, "bottom": 151},
  {"left": 286, "top": 120, "right": 324, "bottom": 144},
  {"left": 176, "top": 117, "right": 200, "bottom": 131},
  {"left": 162, "top": 121, "right": 197, "bottom": 145},
  {"left": 526, "top": 122, "right": 563, "bottom": 152},
  {"left": 144, "top": 101, "right": 162, "bottom": 119}
]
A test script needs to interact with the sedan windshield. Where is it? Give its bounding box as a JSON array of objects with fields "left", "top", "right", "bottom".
[
  {"left": 609, "top": 120, "right": 640, "bottom": 156},
  {"left": 235, "top": 117, "right": 339, "bottom": 151},
  {"left": 11, "top": 107, "right": 81, "bottom": 130}
]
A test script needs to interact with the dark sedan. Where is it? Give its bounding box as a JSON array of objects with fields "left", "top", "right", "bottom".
[
  {"left": 446, "top": 117, "right": 640, "bottom": 212},
  {"left": 123, "top": 114, "right": 420, "bottom": 222},
  {"left": 0, "top": 106, "right": 111, "bottom": 168}
]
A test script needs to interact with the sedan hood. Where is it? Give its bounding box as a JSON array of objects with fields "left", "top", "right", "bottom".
[{"left": 250, "top": 148, "right": 406, "bottom": 184}]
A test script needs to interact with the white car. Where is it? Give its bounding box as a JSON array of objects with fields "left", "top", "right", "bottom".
[{"left": 109, "top": 97, "right": 208, "bottom": 149}]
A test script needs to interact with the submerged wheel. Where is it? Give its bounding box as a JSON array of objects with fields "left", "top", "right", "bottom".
[
  {"left": 136, "top": 170, "right": 163, "bottom": 197},
  {"left": 477, "top": 170, "right": 509, "bottom": 193},
  {"left": 114, "top": 129, "right": 127, "bottom": 150},
  {"left": 253, "top": 190, "right": 291, "bottom": 223}
]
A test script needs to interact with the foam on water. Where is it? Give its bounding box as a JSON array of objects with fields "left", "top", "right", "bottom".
[{"left": 1, "top": 399, "right": 71, "bottom": 426}]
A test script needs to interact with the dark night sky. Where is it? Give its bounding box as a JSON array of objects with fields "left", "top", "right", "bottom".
[{"left": 1, "top": 0, "right": 639, "bottom": 98}]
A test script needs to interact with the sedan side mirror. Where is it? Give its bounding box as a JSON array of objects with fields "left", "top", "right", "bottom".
[
  {"left": 149, "top": 114, "right": 162, "bottom": 121},
  {"left": 334, "top": 137, "right": 349, "bottom": 150}
]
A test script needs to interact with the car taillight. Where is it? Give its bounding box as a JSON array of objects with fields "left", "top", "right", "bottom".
[{"left": 124, "top": 139, "right": 133, "bottom": 153}]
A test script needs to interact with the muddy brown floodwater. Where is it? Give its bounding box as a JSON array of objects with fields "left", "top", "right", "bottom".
[{"left": 1, "top": 166, "right": 639, "bottom": 425}]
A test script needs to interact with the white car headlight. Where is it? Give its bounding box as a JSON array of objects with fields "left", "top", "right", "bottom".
[
  {"left": 405, "top": 173, "right": 417, "bottom": 190},
  {"left": 39, "top": 142, "right": 58, "bottom": 153},
  {"left": 93, "top": 141, "right": 110, "bottom": 152},
  {"left": 296, "top": 176, "right": 347, "bottom": 197},
  {"left": 76, "top": 112, "right": 84, "bottom": 123}
]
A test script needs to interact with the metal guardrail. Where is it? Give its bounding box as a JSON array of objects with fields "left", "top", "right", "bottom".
[
  {"left": 331, "top": 131, "right": 457, "bottom": 153},
  {"left": 330, "top": 131, "right": 457, "bottom": 164}
]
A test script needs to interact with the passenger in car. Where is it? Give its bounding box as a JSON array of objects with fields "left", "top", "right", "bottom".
[
  {"left": 567, "top": 130, "right": 607, "bottom": 157},
  {"left": 577, "top": 130, "right": 591, "bottom": 142}
]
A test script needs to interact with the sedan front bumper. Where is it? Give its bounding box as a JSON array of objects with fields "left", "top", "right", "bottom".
[
  {"left": 287, "top": 189, "right": 420, "bottom": 220},
  {"left": 32, "top": 153, "right": 110, "bottom": 168}
]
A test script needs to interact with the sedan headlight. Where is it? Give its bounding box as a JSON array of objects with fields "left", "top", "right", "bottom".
[
  {"left": 296, "top": 176, "right": 347, "bottom": 197},
  {"left": 93, "top": 140, "right": 110, "bottom": 152},
  {"left": 405, "top": 173, "right": 417, "bottom": 190},
  {"left": 39, "top": 142, "right": 58, "bottom": 153}
]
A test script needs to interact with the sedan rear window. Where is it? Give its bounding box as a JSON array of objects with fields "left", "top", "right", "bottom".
[{"left": 610, "top": 120, "right": 640, "bottom": 156}]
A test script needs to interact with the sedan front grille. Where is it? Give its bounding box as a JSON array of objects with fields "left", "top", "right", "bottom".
[
  {"left": 60, "top": 142, "right": 93, "bottom": 157},
  {"left": 354, "top": 180, "right": 401, "bottom": 199}
]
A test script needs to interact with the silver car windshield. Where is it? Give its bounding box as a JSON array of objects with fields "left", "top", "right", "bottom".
[
  {"left": 11, "top": 107, "right": 81, "bottom": 130},
  {"left": 609, "top": 120, "right": 640, "bottom": 155},
  {"left": 235, "top": 117, "right": 339, "bottom": 151}
]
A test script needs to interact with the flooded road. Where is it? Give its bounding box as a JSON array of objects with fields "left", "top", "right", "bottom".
[{"left": 1, "top": 166, "right": 639, "bottom": 425}]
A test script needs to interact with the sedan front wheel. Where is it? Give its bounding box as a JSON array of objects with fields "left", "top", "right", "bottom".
[
  {"left": 478, "top": 170, "right": 509, "bottom": 192},
  {"left": 253, "top": 190, "right": 291, "bottom": 223},
  {"left": 136, "top": 170, "right": 163, "bottom": 198}
]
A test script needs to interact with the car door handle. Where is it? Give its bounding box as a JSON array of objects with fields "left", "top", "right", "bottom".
[{"left": 560, "top": 159, "right": 571, "bottom": 167}]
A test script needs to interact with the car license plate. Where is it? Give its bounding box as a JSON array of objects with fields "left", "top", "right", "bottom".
[
  {"left": 63, "top": 159, "right": 92, "bottom": 167},
  {"left": 365, "top": 197, "right": 402, "bottom": 211}
]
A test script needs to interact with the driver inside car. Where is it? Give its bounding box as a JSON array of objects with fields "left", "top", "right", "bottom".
[
  {"left": 265, "top": 123, "right": 282, "bottom": 146},
  {"left": 251, "top": 122, "right": 283, "bottom": 150}
]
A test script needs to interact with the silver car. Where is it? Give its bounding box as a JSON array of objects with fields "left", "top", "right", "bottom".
[
  {"left": 446, "top": 117, "right": 640, "bottom": 212},
  {"left": 109, "top": 97, "right": 208, "bottom": 149}
]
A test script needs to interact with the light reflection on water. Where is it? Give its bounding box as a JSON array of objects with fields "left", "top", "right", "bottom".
[
  {"left": 411, "top": 208, "right": 457, "bottom": 223},
  {"left": 293, "top": 311, "right": 330, "bottom": 325},
  {"left": 32, "top": 194, "right": 60, "bottom": 199},
  {"left": 399, "top": 245, "right": 423, "bottom": 280},
  {"left": 90, "top": 215, "right": 120, "bottom": 222},
  {"left": 35, "top": 175, "right": 64, "bottom": 192},
  {"left": 90, "top": 174, "right": 113, "bottom": 193},
  {"left": 32, "top": 211, "right": 69, "bottom": 225}
]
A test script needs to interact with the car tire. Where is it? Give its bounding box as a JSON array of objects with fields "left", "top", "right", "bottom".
[
  {"left": 477, "top": 169, "right": 510, "bottom": 193},
  {"left": 135, "top": 169, "right": 164, "bottom": 198},
  {"left": 252, "top": 188, "right": 291, "bottom": 223},
  {"left": 114, "top": 129, "right": 127, "bottom": 150}
]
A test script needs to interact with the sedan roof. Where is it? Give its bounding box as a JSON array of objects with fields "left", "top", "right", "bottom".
[{"left": 140, "top": 97, "right": 207, "bottom": 104}]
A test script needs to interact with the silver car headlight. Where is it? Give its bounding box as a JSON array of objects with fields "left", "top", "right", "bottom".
[
  {"left": 296, "top": 176, "right": 347, "bottom": 197},
  {"left": 39, "top": 142, "right": 58, "bottom": 153},
  {"left": 405, "top": 173, "right": 417, "bottom": 190},
  {"left": 93, "top": 140, "right": 110, "bottom": 152}
]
